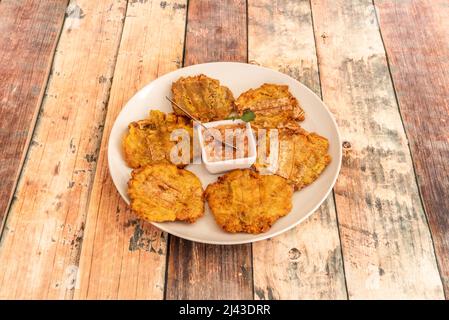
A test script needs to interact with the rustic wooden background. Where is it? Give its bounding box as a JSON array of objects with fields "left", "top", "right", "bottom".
[{"left": 0, "top": 0, "right": 448, "bottom": 299}]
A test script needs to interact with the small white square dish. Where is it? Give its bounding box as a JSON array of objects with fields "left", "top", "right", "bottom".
[{"left": 196, "top": 119, "right": 257, "bottom": 174}]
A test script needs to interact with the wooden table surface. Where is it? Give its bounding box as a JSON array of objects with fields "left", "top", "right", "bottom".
[{"left": 0, "top": 0, "right": 448, "bottom": 300}]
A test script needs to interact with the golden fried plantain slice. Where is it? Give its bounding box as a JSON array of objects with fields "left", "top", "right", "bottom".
[
  {"left": 171, "top": 74, "right": 235, "bottom": 122},
  {"left": 235, "top": 83, "right": 305, "bottom": 128},
  {"left": 123, "top": 110, "right": 192, "bottom": 169},
  {"left": 254, "top": 126, "right": 331, "bottom": 190},
  {"left": 128, "top": 164, "right": 204, "bottom": 223},
  {"left": 205, "top": 169, "right": 293, "bottom": 234}
]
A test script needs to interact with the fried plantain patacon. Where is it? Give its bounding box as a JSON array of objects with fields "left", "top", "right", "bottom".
[
  {"left": 235, "top": 83, "right": 305, "bottom": 128},
  {"left": 128, "top": 164, "right": 204, "bottom": 223},
  {"left": 123, "top": 110, "right": 192, "bottom": 169},
  {"left": 205, "top": 169, "right": 293, "bottom": 234},
  {"left": 254, "top": 126, "right": 331, "bottom": 190},
  {"left": 171, "top": 74, "right": 235, "bottom": 122}
]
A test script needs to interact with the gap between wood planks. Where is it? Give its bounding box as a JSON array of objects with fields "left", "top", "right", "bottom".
[
  {"left": 373, "top": 0, "right": 449, "bottom": 297},
  {"left": 0, "top": 1, "right": 131, "bottom": 298},
  {"left": 371, "top": 0, "right": 445, "bottom": 296},
  {"left": 164, "top": 0, "right": 253, "bottom": 300},
  {"left": 0, "top": 0, "right": 69, "bottom": 235},
  {"left": 72, "top": 1, "right": 130, "bottom": 299},
  {"left": 310, "top": 0, "right": 444, "bottom": 298},
  {"left": 74, "top": 0, "right": 188, "bottom": 299},
  {"left": 248, "top": 0, "right": 347, "bottom": 300},
  {"left": 309, "top": 2, "right": 350, "bottom": 298}
]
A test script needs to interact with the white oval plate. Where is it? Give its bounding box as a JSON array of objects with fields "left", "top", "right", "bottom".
[{"left": 108, "top": 62, "right": 341, "bottom": 245}]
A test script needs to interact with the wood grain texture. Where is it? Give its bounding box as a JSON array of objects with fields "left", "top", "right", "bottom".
[
  {"left": 375, "top": 0, "right": 449, "bottom": 297},
  {"left": 248, "top": 0, "right": 347, "bottom": 300},
  {"left": 0, "top": 0, "right": 68, "bottom": 230},
  {"left": 310, "top": 0, "right": 444, "bottom": 299},
  {"left": 183, "top": 0, "right": 247, "bottom": 64},
  {"left": 165, "top": 0, "right": 252, "bottom": 300},
  {"left": 74, "top": 0, "right": 187, "bottom": 299},
  {"left": 0, "top": 0, "right": 128, "bottom": 299}
]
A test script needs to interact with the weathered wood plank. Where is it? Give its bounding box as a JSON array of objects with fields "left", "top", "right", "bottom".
[
  {"left": 0, "top": 0, "right": 128, "bottom": 299},
  {"left": 165, "top": 0, "right": 252, "bottom": 300},
  {"left": 183, "top": 0, "right": 247, "bottom": 64},
  {"left": 74, "top": 0, "right": 187, "bottom": 299},
  {"left": 375, "top": 0, "right": 449, "bottom": 297},
  {"left": 310, "top": 0, "right": 444, "bottom": 299},
  {"left": 248, "top": 0, "right": 347, "bottom": 300},
  {"left": 0, "top": 0, "right": 68, "bottom": 230}
]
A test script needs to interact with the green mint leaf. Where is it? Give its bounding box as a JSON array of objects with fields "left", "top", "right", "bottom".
[{"left": 240, "top": 109, "right": 256, "bottom": 122}]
